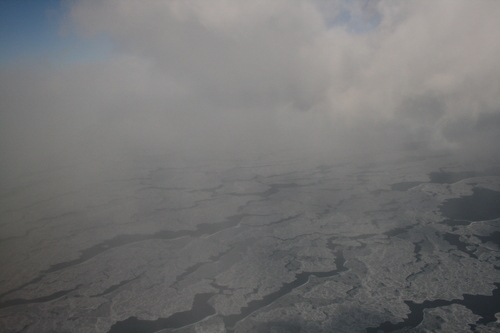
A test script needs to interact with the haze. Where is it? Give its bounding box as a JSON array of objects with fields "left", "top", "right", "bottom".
[{"left": 1, "top": 0, "right": 500, "bottom": 182}]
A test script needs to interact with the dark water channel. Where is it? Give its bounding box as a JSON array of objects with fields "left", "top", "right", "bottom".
[
  {"left": 106, "top": 251, "right": 348, "bottom": 333},
  {"left": 366, "top": 283, "right": 500, "bottom": 332},
  {"left": 224, "top": 251, "right": 348, "bottom": 332},
  {"left": 366, "top": 184, "right": 500, "bottom": 332},
  {"left": 0, "top": 215, "right": 246, "bottom": 303},
  {"left": 439, "top": 188, "right": 500, "bottom": 222},
  {"left": 107, "top": 293, "right": 216, "bottom": 333}
]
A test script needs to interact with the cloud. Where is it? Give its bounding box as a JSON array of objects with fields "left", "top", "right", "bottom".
[{"left": 1, "top": 0, "right": 500, "bottom": 183}]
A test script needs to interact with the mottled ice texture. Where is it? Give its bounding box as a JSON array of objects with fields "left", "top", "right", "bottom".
[{"left": 1, "top": 151, "right": 499, "bottom": 332}]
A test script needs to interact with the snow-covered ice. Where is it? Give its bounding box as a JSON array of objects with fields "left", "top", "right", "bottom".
[{"left": 1, "top": 150, "right": 499, "bottom": 332}]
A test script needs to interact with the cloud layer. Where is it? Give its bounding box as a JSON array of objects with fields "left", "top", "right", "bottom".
[{"left": 2, "top": 0, "right": 500, "bottom": 181}]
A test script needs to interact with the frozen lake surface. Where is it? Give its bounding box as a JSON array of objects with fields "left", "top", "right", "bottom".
[{"left": 1, "top": 150, "right": 499, "bottom": 332}]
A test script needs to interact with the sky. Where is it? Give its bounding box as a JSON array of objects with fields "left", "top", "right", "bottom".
[
  {"left": 1, "top": 0, "right": 500, "bottom": 185},
  {"left": 0, "top": 0, "right": 110, "bottom": 65}
]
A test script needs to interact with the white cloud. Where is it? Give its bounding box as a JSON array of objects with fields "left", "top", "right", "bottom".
[{"left": 1, "top": 0, "right": 500, "bottom": 182}]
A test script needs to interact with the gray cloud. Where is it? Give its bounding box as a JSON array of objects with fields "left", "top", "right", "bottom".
[{"left": 1, "top": 0, "right": 500, "bottom": 184}]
